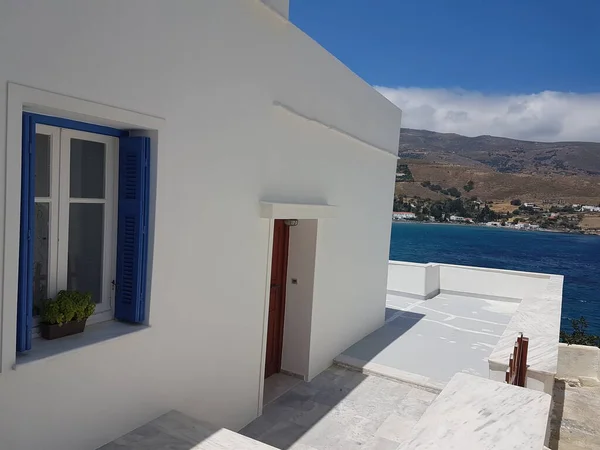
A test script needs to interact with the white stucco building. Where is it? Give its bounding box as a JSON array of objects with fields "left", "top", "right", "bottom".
[
  {"left": 0, "top": 1, "right": 402, "bottom": 449},
  {"left": 392, "top": 211, "right": 417, "bottom": 220},
  {"left": 582, "top": 205, "right": 600, "bottom": 212}
]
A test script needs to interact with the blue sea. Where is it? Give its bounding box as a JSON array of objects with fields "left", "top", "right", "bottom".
[{"left": 389, "top": 222, "right": 600, "bottom": 335}]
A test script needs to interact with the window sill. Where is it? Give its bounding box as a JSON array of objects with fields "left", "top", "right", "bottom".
[{"left": 15, "top": 320, "right": 149, "bottom": 367}]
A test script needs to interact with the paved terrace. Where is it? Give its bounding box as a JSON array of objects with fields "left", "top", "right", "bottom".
[
  {"left": 337, "top": 291, "right": 518, "bottom": 389},
  {"left": 100, "top": 367, "right": 438, "bottom": 450},
  {"left": 242, "top": 366, "right": 436, "bottom": 449}
]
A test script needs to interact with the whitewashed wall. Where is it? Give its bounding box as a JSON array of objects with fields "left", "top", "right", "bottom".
[
  {"left": 281, "top": 219, "right": 317, "bottom": 378},
  {"left": 439, "top": 264, "right": 550, "bottom": 301},
  {"left": 0, "top": 2, "right": 401, "bottom": 449},
  {"left": 387, "top": 261, "right": 439, "bottom": 299},
  {"left": 388, "top": 261, "right": 550, "bottom": 301}
]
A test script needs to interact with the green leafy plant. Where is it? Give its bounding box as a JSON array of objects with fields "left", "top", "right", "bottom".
[
  {"left": 560, "top": 317, "right": 600, "bottom": 347},
  {"left": 39, "top": 290, "right": 95, "bottom": 326}
]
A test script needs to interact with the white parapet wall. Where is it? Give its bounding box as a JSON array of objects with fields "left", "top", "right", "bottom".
[
  {"left": 387, "top": 261, "right": 439, "bottom": 299},
  {"left": 439, "top": 264, "right": 551, "bottom": 302},
  {"left": 388, "top": 260, "right": 552, "bottom": 301},
  {"left": 388, "top": 261, "right": 563, "bottom": 395},
  {"left": 557, "top": 343, "right": 600, "bottom": 386}
]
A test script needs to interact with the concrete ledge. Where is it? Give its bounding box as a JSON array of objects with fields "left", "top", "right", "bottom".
[
  {"left": 557, "top": 343, "right": 600, "bottom": 386},
  {"left": 259, "top": 201, "right": 337, "bottom": 219},
  {"left": 16, "top": 321, "right": 150, "bottom": 367},
  {"left": 333, "top": 354, "right": 444, "bottom": 393},
  {"left": 440, "top": 289, "right": 521, "bottom": 303},
  {"left": 387, "top": 288, "right": 439, "bottom": 300}
]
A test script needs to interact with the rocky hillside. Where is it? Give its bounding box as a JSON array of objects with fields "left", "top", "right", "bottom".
[
  {"left": 399, "top": 128, "right": 600, "bottom": 176},
  {"left": 396, "top": 129, "right": 600, "bottom": 204}
]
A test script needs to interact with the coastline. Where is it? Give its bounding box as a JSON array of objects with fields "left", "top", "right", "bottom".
[{"left": 391, "top": 220, "right": 600, "bottom": 236}]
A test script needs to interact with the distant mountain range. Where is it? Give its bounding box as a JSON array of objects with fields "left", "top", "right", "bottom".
[
  {"left": 399, "top": 128, "right": 600, "bottom": 176},
  {"left": 396, "top": 129, "right": 600, "bottom": 205}
]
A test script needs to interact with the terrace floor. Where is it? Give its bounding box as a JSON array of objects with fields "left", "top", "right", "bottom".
[
  {"left": 337, "top": 292, "right": 519, "bottom": 388},
  {"left": 241, "top": 366, "right": 436, "bottom": 449}
]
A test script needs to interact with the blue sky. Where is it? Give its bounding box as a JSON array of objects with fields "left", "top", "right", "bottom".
[{"left": 290, "top": 0, "right": 600, "bottom": 141}]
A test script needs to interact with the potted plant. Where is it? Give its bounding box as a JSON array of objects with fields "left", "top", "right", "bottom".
[{"left": 39, "top": 290, "right": 96, "bottom": 340}]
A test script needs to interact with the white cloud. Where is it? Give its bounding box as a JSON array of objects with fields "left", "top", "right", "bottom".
[{"left": 376, "top": 87, "right": 600, "bottom": 142}]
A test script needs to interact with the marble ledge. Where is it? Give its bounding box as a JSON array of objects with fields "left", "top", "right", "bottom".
[
  {"left": 397, "top": 372, "right": 552, "bottom": 450},
  {"left": 488, "top": 276, "right": 563, "bottom": 375}
]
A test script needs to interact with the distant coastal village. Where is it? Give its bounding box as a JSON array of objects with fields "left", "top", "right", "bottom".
[
  {"left": 392, "top": 132, "right": 600, "bottom": 235},
  {"left": 393, "top": 168, "right": 600, "bottom": 235},
  {"left": 393, "top": 198, "right": 600, "bottom": 234}
]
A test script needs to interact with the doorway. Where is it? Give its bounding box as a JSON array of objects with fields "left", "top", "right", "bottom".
[{"left": 264, "top": 219, "right": 290, "bottom": 378}]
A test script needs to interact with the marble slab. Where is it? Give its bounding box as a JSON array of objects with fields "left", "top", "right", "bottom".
[
  {"left": 488, "top": 275, "right": 563, "bottom": 376},
  {"left": 397, "top": 372, "right": 552, "bottom": 450}
]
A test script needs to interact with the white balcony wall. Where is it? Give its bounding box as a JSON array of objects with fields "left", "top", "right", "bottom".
[
  {"left": 387, "top": 261, "right": 439, "bottom": 299},
  {"left": 439, "top": 264, "right": 550, "bottom": 301},
  {"left": 387, "top": 260, "right": 553, "bottom": 302},
  {"left": 0, "top": 2, "right": 401, "bottom": 449}
]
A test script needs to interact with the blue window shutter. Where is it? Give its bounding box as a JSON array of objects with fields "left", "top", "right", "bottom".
[
  {"left": 115, "top": 136, "right": 150, "bottom": 323},
  {"left": 17, "top": 114, "right": 35, "bottom": 352}
]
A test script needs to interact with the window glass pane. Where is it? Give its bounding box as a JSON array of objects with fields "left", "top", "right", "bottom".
[
  {"left": 67, "top": 203, "right": 104, "bottom": 304},
  {"left": 35, "top": 134, "right": 51, "bottom": 197},
  {"left": 33, "top": 203, "right": 49, "bottom": 316},
  {"left": 70, "top": 139, "right": 105, "bottom": 199}
]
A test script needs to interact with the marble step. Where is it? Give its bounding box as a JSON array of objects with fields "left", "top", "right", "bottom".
[
  {"left": 98, "top": 410, "right": 277, "bottom": 449},
  {"left": 397, "top": 372, "right": 552, "bottom": 450}
]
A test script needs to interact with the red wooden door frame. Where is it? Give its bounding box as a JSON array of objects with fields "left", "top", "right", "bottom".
[{"left": 264, "top": 219, "right": 290, "bottom": 379}]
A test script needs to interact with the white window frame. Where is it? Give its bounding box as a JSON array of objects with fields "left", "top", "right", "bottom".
[
  {"left": 33, "top": 125, "right": 119, "bottom": 329},
  {"left": 32, "top": 125, "right": 60, "bottom": 326}
]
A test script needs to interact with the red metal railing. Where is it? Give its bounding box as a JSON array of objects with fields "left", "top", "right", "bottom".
[{"left": 505, "top": 333, "right": 529, "bottom": 387}]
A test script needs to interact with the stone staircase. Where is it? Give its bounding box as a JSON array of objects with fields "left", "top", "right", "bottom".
[
  {"left": 98, "top": 410, "right": 276, "bottom": 450},
  {"left": 99, "top": 369, "right": 554, "bottom": 450}
]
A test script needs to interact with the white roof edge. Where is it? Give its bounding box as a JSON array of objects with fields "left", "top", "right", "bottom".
[
  {"left": 259, "top": 201, "right": 338, "bottom": 219},
  {"left": 258, "top": 0, "right": 289, "bottom": 20},
  {"left": 273, "top": 101, "right": 398, "bottom": 158}
]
